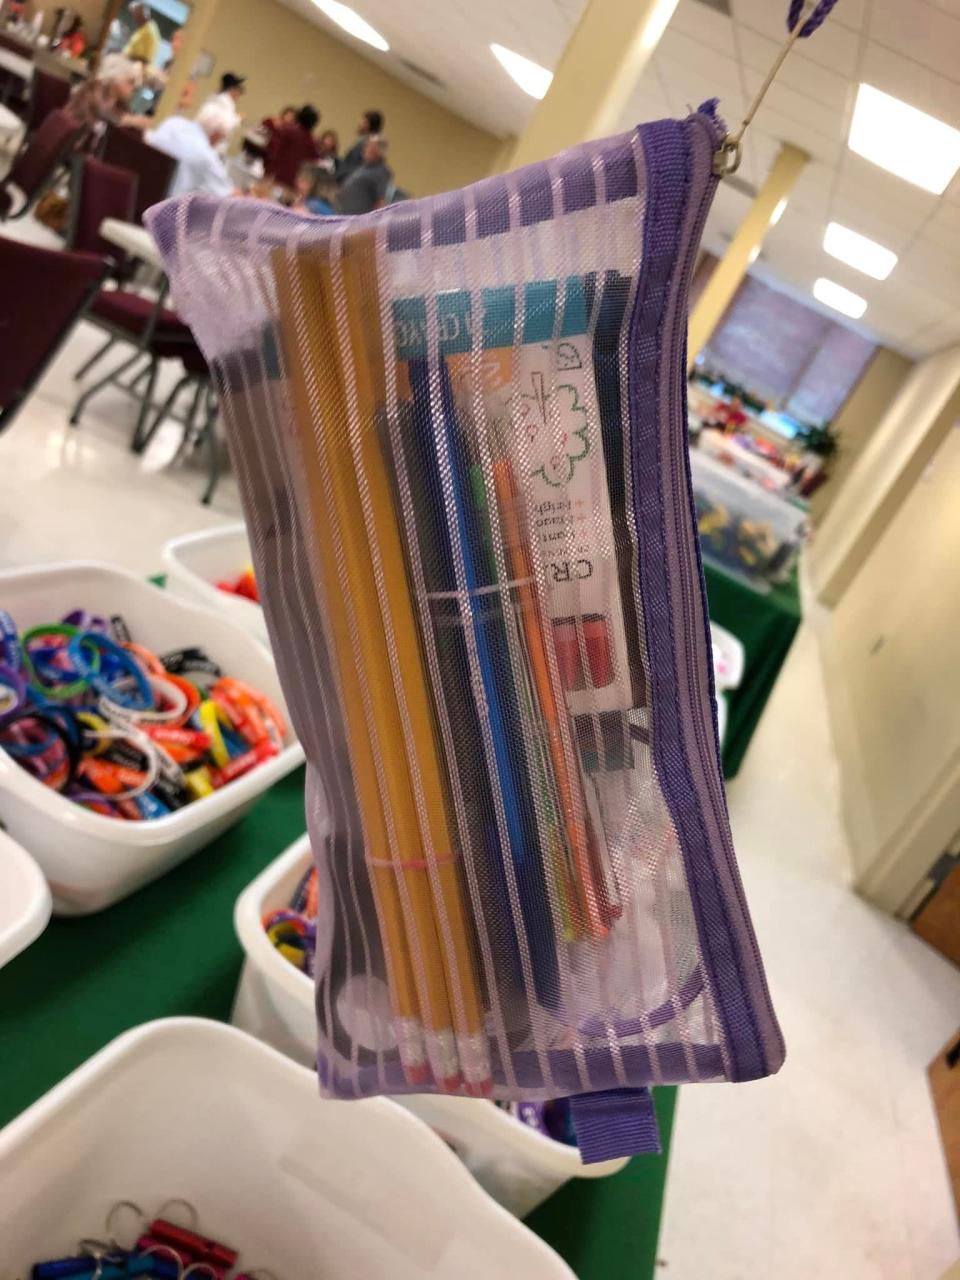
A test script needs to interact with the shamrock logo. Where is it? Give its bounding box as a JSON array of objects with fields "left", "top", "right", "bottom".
[{"left": 519, "top": 370, "right": 590, "bottom": 488}]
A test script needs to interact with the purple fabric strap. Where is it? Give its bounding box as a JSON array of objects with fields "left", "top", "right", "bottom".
[
  {"left": 570, "top": 1088, "right": 661, "bottom": 1164},
  {"left": 787, "top": 0, "right": 838, "bottom": 37}
]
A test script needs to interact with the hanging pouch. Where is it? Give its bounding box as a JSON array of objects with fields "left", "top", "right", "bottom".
[{"left": 148, "top": 100, "right": 786, "bottom": 1158}]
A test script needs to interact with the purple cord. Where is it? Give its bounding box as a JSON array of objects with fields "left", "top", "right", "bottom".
[{"left": 787, "top": 0, "right": 839, "bottom": 37}]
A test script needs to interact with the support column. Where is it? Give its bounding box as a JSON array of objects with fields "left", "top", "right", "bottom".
[
  {"left": 509, "top": 0, "right": 679, "bottom": 169},
  {"left": 687, "top": 142, "right": 808, "bottom": 369},
  {"left": 154, "top": 0, "right": 221, "bottom": 120}
]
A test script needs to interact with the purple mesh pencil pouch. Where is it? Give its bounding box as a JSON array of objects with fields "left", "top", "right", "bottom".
[{"left": 148, "top": 101, "right": 784, "bottom": 1161}]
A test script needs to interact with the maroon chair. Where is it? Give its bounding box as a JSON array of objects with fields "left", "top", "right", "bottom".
[
  {"left": 0, "top": 237, "right": 108, "bottom": 433},
  {"left": 0, "top": 32, "right": 33, "bottom": 112},
  {"left": 0, "top": 107, "right": 84, "bottom": 220},
  {"left": 65, "top": 155, "right": 138, "bottom": 261},
  {"left": 24, "top": 67, "right": 71, "bottom": 136},
  {"left": 70, "top": 282, "right": 195, "bottom": 445},
  {"left": 135, "top": 342, "right": 222, "bottom": 503},
  {"left": 100, "top": 122, "right": 176, "bottom": 222}
]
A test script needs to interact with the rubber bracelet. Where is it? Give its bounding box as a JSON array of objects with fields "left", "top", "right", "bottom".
[
  {"left": 71, "top": 632, "right": 153, "bottom": 711},
  {"left": 0, "top": 710, "right": 81, "bottom": 788},
  {"left": 198, "top": 698, "right": 230, "bottom": 767},
  {"left": 0, "top": 610, "right": 20, "bottom": 670},
  {"left": 0, "top": 662, "right": 27, "bottom": 724},
  {"left": 22, "top": 624, "right": 94, "bottom": 700}
]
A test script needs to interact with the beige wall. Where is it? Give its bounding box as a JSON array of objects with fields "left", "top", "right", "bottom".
[
  {"left": 821, "top": 421, "right": 960, "bottom": 908},
  {"left": 809, "top": 347, "right": 913, "bottom": 525},
  {"left": 182, "top": 0, "right": 501, "bottom": 196},
  {"left": 809, "top": 344, "right": 960, "bottom": 605}
]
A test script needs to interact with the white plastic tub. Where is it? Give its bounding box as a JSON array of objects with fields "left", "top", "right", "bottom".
[
  {"left": 232, "top": 835, "right": 629, "bottom": 1218},
  {"left": 163, "top": 523, "right": 268, "bottom": 644},
  {"left": 0, "top": 828, "right": 51, "bottom": 966},
  {"left": 0, "top": 562, "right": 303, "bottom": 915},
  {"left": 691, "top": 448, "right": 807, "bottom": 590},
  {"left": 0, "top": 1018, "right": 574, "bottom": 1279},
  {"left": 710, "top": 622, "right": 745, "bottom": 691}
]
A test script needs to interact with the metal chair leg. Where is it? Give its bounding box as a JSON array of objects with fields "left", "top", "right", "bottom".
[
  {"left": 74, "top": 334, "right": 115, "bottom": 381},
  {"left": 130, "top": 357, "right": 161, "bottom": 452},
  {"left": 174, "top": 378, "right": 205, "bottom": 464},
  {"left": 69, "top": 349, "right": 142, "bottom": 426},
  {"left": 201, "top": 394, "right": 220, "bottom": 505},
  {"left": 133, "top": 372, "right": 190, "bottom": 456}
]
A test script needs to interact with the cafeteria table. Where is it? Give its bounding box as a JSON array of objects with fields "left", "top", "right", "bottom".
[
  {"left": 99, "top": 216, "right": 166, "bottom": 273},
  {"left": 707, "top": 560, "right": 802, "bottom": 779},
  {"left": 0, "top": 762, "right": 676, "bottom": 1280},
  {"left": 0, "top": 45, "right": 33, "bottom": 96}
]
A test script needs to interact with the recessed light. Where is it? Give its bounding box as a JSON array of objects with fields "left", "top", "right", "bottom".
[
  {"left": 769, "top": 197, "right": 788, "bottom": 226},
  {"left": 813, "top": 277, "right": 867, "bottom": 320},
  {"left": 823, "top": 222, "right": 897, "bottom": 281},
  {"left": 490, "top": 43, "right": 552, "bottom": 100},
  {"left": 641, "top": 0, "right": 680, "bottom": 50},
  {"left": 848, "top": 83, "right": 960, "bottom": 195},
  {"left": 312, "top": 0, "right": 388, "bottom": 51}
]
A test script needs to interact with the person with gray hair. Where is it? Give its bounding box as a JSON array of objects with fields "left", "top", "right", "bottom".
[
  {"left": 66, "top": 53, "right": 150, "bottom": 134},
  {"left": 337, "top": 134, "right": 393, "bottom": 215},
  {"left": 145, "top": 100, "right": 235, "bottom": 198}
]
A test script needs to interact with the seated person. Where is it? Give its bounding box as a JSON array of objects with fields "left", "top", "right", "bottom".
[
  {"left": 337, "top": 136, "right": 392, "bottom": 215},
  {"left": 292, "top": 164, "right": 338, "bottom": 216},
  {"left": 145, "top": 100, "right": 234, "bottom": 198},
  {"left": 53, "top": 14, "right": 86, "bottom": 59},
  {"left": 67, "top": 53, "right": 151, "bottom": 135}
]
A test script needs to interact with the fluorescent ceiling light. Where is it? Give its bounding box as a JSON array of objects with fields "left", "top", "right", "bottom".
[
  {"left": 770, "top": 197, "right": 788, "bottom": 226},
  {"left": 641, "top": 0, "right": 680, "bottom": 50},
  {"left": 823, "top": 221, "right": 897, "bottom": 280},
  {"left": 813, "top": 277, "right": 867, "bottom": 320},
  {"left": 848, "top": 83, "right": 960, "bottom": 195},
  {"left": 312, "top": 0, "right": 388, "bottom": 51},
  {"left": 490, "top": 43, "right": 552, "bottom": 100}
]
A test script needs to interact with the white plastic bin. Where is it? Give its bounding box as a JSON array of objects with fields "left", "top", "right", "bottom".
[
  {"left": 0, "top": 562, "right": 304, "bottom": 915},
  {"left": 232, "top": 836, "right": 629, "bottom": 1219},
  {"left": 163, "top": 523, "right": 267, "bottom": 644},
  {"left": 710, "top": 622, "right": 745, "bottom": 691},
  {"left": 0, "top": 828, "right": 51, "bottom": 967},
  {"left": 0, "top": 1018, "right": 574, "bottom": 1280},
  {"left": 691, "top": 448, "right": 807, "bottom": 590}
]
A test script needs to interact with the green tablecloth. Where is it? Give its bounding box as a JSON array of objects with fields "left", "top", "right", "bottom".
[
  {"left": 0, "top": 766, "right": 675, "bottom": 1279},
  {"left": 707, "top": 561, "right": 802, "bottom": 779}
]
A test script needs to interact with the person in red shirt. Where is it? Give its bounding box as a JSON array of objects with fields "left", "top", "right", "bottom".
[{"left": 264, "top": 104, "right": 320, "bottom": 195}]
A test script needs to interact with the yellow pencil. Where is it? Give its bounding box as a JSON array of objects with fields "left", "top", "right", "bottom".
[
  {"left": 335, "top": 230, "right": 492, "bottom": 1095},
  {"left": 272, "top": 248, "right": 430, "bottom": 1086},
  {"left": 274, "top": 235, "right": 491, "bottom": 1093}
]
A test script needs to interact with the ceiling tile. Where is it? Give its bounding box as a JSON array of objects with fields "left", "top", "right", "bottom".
[
  {"left": 731, "top": 2, "right": 862, "bottom": 75},
  {"left": 834, "top": 152, "right": 942, "bottom": 230},
  {"left": 868, "top": 0, "right": 960, "bottom": 86},
  {"left": 746, "top": 105, "right": 844, "bottom": 166},
  {"left": 897, "top": 237, "right": 960, "bottom": 304},
  {"left": 667, "top": 0, "right": 738, "bottom": 56},
  {"left": 735, "top": 26, "right": 853, "bottom": 114},
  {"left": 922, "top": 199, "right": 960, "bottom": 252},
  {"left": 859, "top": 41, "right": 960, "bottom": 133},
  {"left": 827, "top": 197, "right": 922, "bottom": 254},
  {"left": 741, "top": 74, "right": 850, "bottom": 143}
]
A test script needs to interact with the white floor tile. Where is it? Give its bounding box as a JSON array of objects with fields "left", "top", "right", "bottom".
[
  {"left": 0, "top": 322, "right": 241, "bottom": 578},
  {"left": 658, "top": 628, "right": 960, "bottom": 1279}
]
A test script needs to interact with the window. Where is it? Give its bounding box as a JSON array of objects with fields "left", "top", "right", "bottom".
[{"left": 700, "top": 273, "right": 876, "bottom": 425}]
